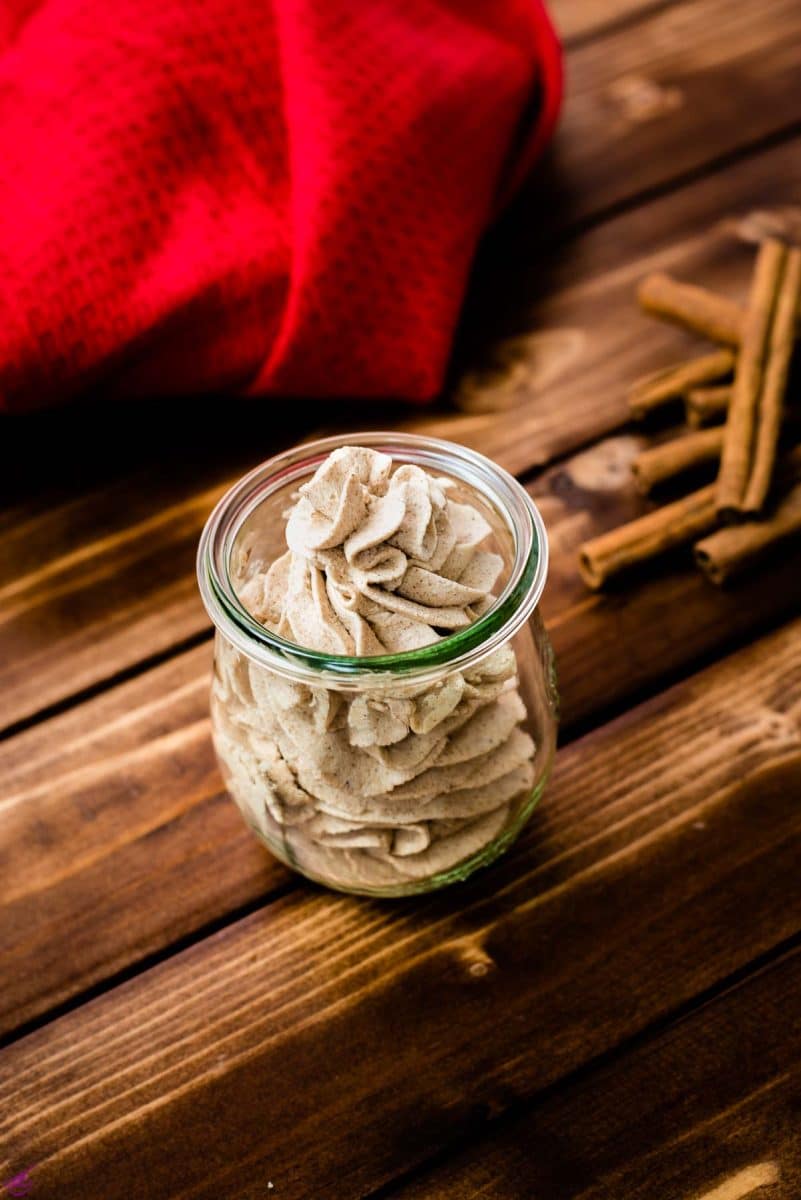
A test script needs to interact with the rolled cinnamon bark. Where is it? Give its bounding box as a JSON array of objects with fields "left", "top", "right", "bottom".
[
  {"left": 716, "top": 239, "right": 788, "bottom": 519},
  {"left": 695, "top": 479, "right": 801, "bottom": 583},
  {"left": 638, "top": 274, "right": 745, "bottom": 345},
  {"left": 685, "top": 385, "right": 731, "bottom": 428},
  {"left": 628, "top": 349, "right": 734, "bottom": 419},
  {"left": 742, "top": 246, "right": 801, "bottom": 514},
  {"left": 632, "top": 428, "right": 724, "bottom": 493},
  {"left": 578, "top": 484, "right": 717, "bottom": 589}
]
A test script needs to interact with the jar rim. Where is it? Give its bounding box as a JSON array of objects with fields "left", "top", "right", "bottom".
[{"left": 197, "top": 432, "right": 549, "bottom": 687}]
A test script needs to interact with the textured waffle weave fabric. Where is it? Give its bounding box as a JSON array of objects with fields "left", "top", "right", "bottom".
[{"left": 0, "top": 0, "right": 561, "bottom": 412}]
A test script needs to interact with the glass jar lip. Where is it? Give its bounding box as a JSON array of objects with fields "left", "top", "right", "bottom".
[{"left": 197, "top": 431, "right": 549, "bottom": 687}]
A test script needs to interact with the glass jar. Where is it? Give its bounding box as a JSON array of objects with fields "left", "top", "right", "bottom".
[{"left": 197, "top": 432, "right": 558, "bottom": 897}]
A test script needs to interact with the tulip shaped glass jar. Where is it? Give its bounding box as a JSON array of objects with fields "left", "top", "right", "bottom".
[{"left": 197, "top": 433, "right": 558, "bottom": 896}]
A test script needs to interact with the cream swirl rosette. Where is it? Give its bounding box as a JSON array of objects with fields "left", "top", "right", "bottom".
[{"left": 211, "top": 446, "right": 535, "bottom": 889}]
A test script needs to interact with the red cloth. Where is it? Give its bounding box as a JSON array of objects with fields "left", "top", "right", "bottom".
[{"left": 0, "top": 1, "right": 561, "bottom": 413}]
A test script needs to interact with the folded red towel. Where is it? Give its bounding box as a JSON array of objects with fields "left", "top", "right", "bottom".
[{"left": 0, "top": 0, "right": 561, "bottom": 413}]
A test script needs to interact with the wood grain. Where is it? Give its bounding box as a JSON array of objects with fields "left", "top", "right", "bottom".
[
  {"left": 3, "top": 430, "right": 800, "bottom": 1040},
  {"left": 2, "top": 11, "right": 798, "bottom": 1196},
  {"left": 0, "top": 476, "right": 218, "bottom": 729},
  {"left": 0, "top": 291, "right": 715, "bottom": 730},
  {"left": 0, "top": 405, "right": 316, "bottom": 734},
  {"left": 532, "top": 436, "right": 801, "bottom": 726},
  {"left": 1, "top": 618, "right": 800, "bottom": 1198},
  {"left": 2, "top": 4, "right": 801, "bottom": 732},
  {"left": 556, "top": 0, "right": 801, "bottom": 223},
  {"left": 547, "top": 0, "right": 669, "bottom": 44},
  {"left": 388, "top": 945, "right": 801, "bottom": 1199},
  {"left": 400, "top": 138, "right": 801, "bottom": 474},
  {"left": 0, "top": 643, "right": 288, "bottom": 1040}
]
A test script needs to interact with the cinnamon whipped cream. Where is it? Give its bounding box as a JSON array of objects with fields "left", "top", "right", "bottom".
[{"left": 211, "top": 446, "right": 535, "bottom": 891}]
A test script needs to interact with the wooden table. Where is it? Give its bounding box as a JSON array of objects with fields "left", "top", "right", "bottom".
[{"left": 2, "top": 2, "right": 801, "bottom": 1196}]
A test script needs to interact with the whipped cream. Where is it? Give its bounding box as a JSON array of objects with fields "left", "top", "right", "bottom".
[{"left": 212, "top": 446, "right": 535, "bottom": 891}]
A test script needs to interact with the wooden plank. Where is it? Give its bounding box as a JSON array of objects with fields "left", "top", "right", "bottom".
[
  {"left": 0, "top": 643, "right": 288, "bottom": 1040},
  {"left": 0, "top": 475, "right": 217, "bottom": 728},
  {"left": 0, "top": 419, "right": 304, "bottom": 732},
  {"left": 1, "top": 618, "right": 800, "bottom": 1198},
  {"left": 533, "top": 435, "right": 801, "bottom": 726},
  {"left": 548, "top": 0, "right": 668, "bottom": 44},
  {"left": 3, "top": 429, "right": 800, "bottom": 1040},
  {"left": 399, "top": 139, "right": 801, "bottom": 475},
  {"left": 386, "top": 947, "right": 801, "bottom": 1199},
  {"left": 554, "top": 0, "right": 801, "bottom": 224},
  {"left": 1, "top": 8, "right": 799, "bottom": 732},
  {"left": 3, "top": 142, "right": 796, "bottom": 739}
]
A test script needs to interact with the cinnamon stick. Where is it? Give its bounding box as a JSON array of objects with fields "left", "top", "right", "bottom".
[
  {"left": 742, "top": 246, "right": 801, "bottom": 514},
  {"left": 628, "top": 349, "right": 734, "bottom": 419},
  {"left": 685, "top": 385, "right": 731, "bottom": 428},
  {"left": 638, "top": 274, "right": 745, "bottom": 345},
  {"left": 578, "top": 484, "right": 717, "bottom": 589},
  {"left": 632, "top": 428, "right": 724, "bottom": 493},
  {"left": 695, "top": 478, "right": 801, "bottom": 583},
  {"left": 716, "top": 238, "right": 788, "bottom": 518}
]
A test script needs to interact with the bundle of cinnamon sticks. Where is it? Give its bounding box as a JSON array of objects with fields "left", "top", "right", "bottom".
[{"left": 579, "top": 237, "right": 801, "bottom": 589}]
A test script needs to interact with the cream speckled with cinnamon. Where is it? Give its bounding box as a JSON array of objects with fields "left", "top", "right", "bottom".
[{"left": 211, "top": 446, "right": 535, "bottom": 890}]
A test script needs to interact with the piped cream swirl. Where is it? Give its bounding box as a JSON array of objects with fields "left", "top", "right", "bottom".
[
  {"left": 239, "top": 445, "right": 503, "bottom": 654},
  {"left": 212, "top": 446, "right": 536, "bottom": 891}
]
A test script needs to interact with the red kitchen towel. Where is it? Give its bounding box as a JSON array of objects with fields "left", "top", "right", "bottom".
[{"left": 0, "top": 0, "right": 561, "bottom": 413}]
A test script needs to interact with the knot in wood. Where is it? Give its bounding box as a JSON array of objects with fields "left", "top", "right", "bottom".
[{"left": 452, "top": 937, "right": 496, "bottom": 980}]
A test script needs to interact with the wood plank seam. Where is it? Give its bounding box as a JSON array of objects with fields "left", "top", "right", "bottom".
[
  {"left": 0, "top": 879, "right": 298, "bottom": 1056},
  {"left": 556, "top": 0, "right": 681, "bottom": 52},
  {"left": 375, "top": 945, "right": 801, "bottom": 1199},
  {"left": 3, "top": 426, "right": 801, "bottom": 1043},
  {"left": 0, "top": 619, "right": 796, "bottom": 1190},
  {"left": 367, "top": 930, "right": 801, "bottom": 1200},
  {"left": 4, "top": 0, "right": 801, "bottom": 729},
  {"left": 521, "top": 117, "right": 801, "bottom": 272},
  {"left": 1, "top": 583, "right": 794, "bottom": 1048},
  {"left": 0, "top": 628, "right": 214, "bottom": 747}
]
